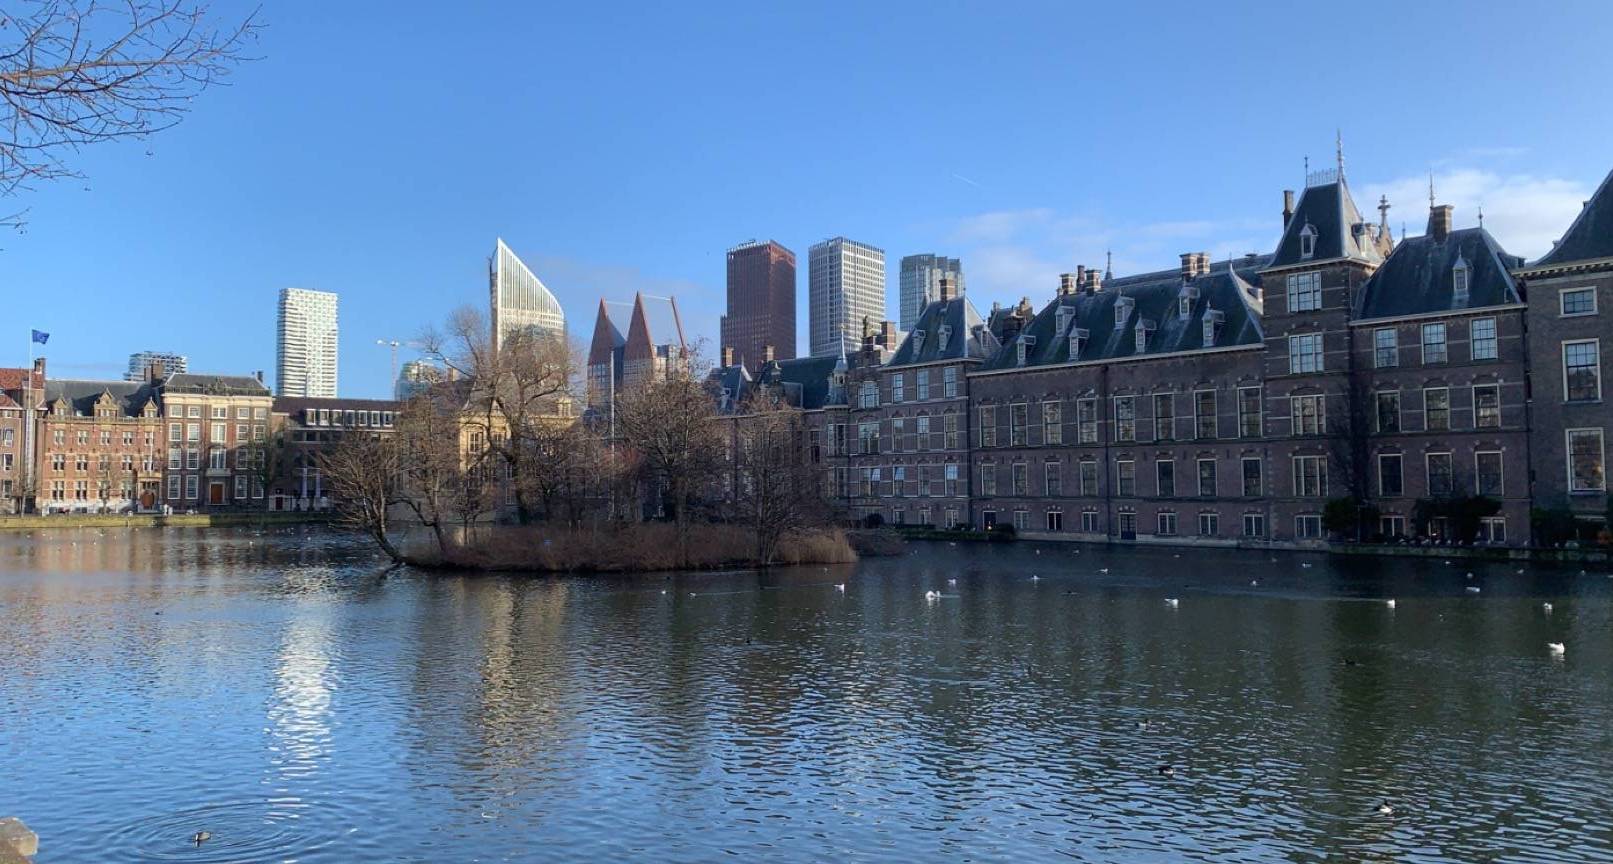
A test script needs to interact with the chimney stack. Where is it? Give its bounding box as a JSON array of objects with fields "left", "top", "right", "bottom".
[
  {"left": 1180, "top": 253, "right": 1196, "bottom": 281},
  {"left": 1085, "top": 266, "right": 1102, "bottom": 294},
  {"left": 1282, "top": 189, "right": 1296, "bottom": 230},
  {"left": 938, "top": 275, "right": 955, "bottom": 303},
  {"left": 1060, "top": 271, "right": 1078, "bottom": 296},
  {"left": 254, "top": 370, "right": 264, "bottom": 384},
  {"left": 147, "top": 360, "right": 164, "bottom": 384},
  {"left": 762, "top": 344, "right": 775, "bottom": 363},
  {"left": 1428, "top": 204, "right": 1454, "bottom": 242}
]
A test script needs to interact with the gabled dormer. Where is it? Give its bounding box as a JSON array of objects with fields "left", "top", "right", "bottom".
[
  {"left": 911, "top": 329, "right": 926, "bottom": 356},
  {"left": 1177, "top": 284, "right": 1198, "bottom": 320},
  {"left": 1056, "top": 305, "right": 1074, "bottom": 336},
  {"left": 1134, "top": 319, "right": 1155, "bottom": 353},
  {"left": 937, "top": 325, "right": 951, "bottom": 352},
  {"left": 1202, "top": 309, "right": 1225, "bottom": 347},
  {"left": 1298, "top": 223, "right": 1318, "bottom": 260},
  {"left": 1016, "top": 335, "right": 1037, "bottom": 366},
  {"left": 1069, "top": 327, "right": 1089, "bottom": 360},
  {"left": 1451, "top": 254, "right": 1471, "bottom": 307},
  {"left": 1114, "top": 296, "right": 1134, "bottom": 331}
]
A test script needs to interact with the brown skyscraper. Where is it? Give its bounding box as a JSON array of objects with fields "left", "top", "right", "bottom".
[{"left": 721, "top": 240, "right": 796, "bottom": 372}]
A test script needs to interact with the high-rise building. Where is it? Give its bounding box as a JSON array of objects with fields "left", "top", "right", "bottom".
[
  {"left": 395, "top": 359, "right": 445, "bottom": 401},
  {"left": 720, "top": 240, "right": 796, "bottom": 373},
  {"left": 809, "top": 237, "right": 886, "bottom": 357},
  {"left": 490, "top": 238, "right": 565, "bottom": 350},
  {"left": 899, "top": 254, "right": 965, "bottom": 331},
  {"left": 125, "top": 350, "right": 187, "bottom": 381},
  {"left": 276, "top": 288, "right": 339, "bottom": 398}
]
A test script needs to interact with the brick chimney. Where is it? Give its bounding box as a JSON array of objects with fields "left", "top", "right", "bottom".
[
  {"left": 1084, "top": 267, "right": 1102, "bottom": 294},
  {"left": 938, "top": 275, "right": 955, "bottom": 303},
  {"left": 721, "top": 346, "right": 734, "bottom": 367},
  {"left": 146, "top": 360, "right": 164, "bottom": 384},
  {"left": 1428, "top": 204, "right": 1454, "bottom": 242},
  {"left": 1194, "top": 252, "right": 1211, "bottom": 276},
  {"left": 879, "top": 321, "right": 896, "bottom": 349},
  {"left": 1060, "top": 271, "right": 1078, "bottom": 296},
  {"left": 1282, "top": 189, "right": 1295, "bottom": 229},
  {"left": 762, "top": 344, "right": 775, "bottom": 363},
  {"left": 1180, "top": 253, "right": 1196, "bottom": 281}
]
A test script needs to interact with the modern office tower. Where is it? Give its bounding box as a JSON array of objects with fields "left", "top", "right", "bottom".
[
  {"left": 898, "top": 254, "right": 965, "bottom": 331},
  {"left": 124, "top": 350, "right": 187, "bottom": 381},
  {"left": 808, "top": 236, "right": 886, "bottom": 357},
  {"left": 720, "top": 240, "right": 796, "bottom": 373},
  {"left": 276, "top": 288, "right": 339, "bottom": 398},
  {"left": 395, "top": 359, "right": 445, "bottom": 400},
  {"left": 490, "top": 237, "right": 565, "bottom": 350}
]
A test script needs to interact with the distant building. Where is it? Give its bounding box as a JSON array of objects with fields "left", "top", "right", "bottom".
[
  {"left": 586, "top": 293, "right": 685, "bottom": 417},
  {"left": 721, "top": 240, "right": 796, "bottom": 373},
  {"left": 276, "top": 288, "right": 338, "bottom": 398},
  {"left": 898, "top": 255, "right": 965, "bottom": 332},
  {"left": 395, "top": 359, "right": 445, "bottom": 401},
  {"left": 809, "top": 237, "right": 886, "bottom": 358},
  {"left": 125, "top": 350, "right": 187, "bottom": 382},
  {"left": 269, "top": 396, "right": 400, "bottom": 511},
  {"left": 490, "top": 238, "right": 565, "bottom": 351}
]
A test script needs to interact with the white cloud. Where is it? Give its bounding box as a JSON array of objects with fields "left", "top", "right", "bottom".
[{"left": 1360, "top": 169, "right": 1588, "bottom": 260}]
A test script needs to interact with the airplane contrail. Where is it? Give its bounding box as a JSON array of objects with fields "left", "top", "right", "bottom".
[{"left": 951, "top": 172, "right": 983, "bottom": 189}]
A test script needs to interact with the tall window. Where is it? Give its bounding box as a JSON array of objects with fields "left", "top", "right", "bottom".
[
  {"left": 1117, "top": 460, "right": 1135, "bottom": 496},
  {"left": 979, "top": 406, "right": 996, "bottom": 447},
  {"left": 944, "top": 414, "right": 959, "bottom": 450},
  {"left": 943, "top": 366, "right": 958, "bottom": 398},
  {"left": 1043, "top": 401, "right": 1063, "bottom": 445},
  {"left": 1375, "top": 391, "right": 1401, "bottom": 433},
  {"left": 859, "top": 380, "right": 878, "bottom": 408},
  {"left": 917, "top": 369, "right": 931, "bottom": 401},
  {"left": 1153, "top": 394, "right": 1174, "bottom": 441},
  {"left": 1238, "top": 387, "right": 1262, "bottom": 437},
  {"left": 1424, "top": 388, "right": 1451, "bottom": 431},
  {"left": 1471, "top": 317, "right": 1498, "bottom": 360},
  {"left": 1012, "top": 463, "right": 1028, "bottom": 496},
  {"left": 1289, "top": 333, "right": 1323, "bottom": 374},
  {"left": 858, "top": 421, "right": 880, "bottom": 455},
  {"left": 980, "top": 464, "right": 998, "bottom": 496},
  {"left": 1045, "top": 460, "right": 1062, "bottom": 496},
  {"left": 1287, "top": 271, "right": 1322, "bottom": 312},
  {"left": 1077, "top": 399, "right": 1098, "bottom": 444},
  {"left": 1197, "top": 459, "right": 1217, "bottom": 497},
  {"left": 944, "top": 463, "right": 959, "bottom": 496},
  {"left": 1427, "top": 453, "right": 1454, "bottom": 497},
  {"left": 1564, "top": 340, "right": 1601, "bottom": 402},
  {"left": 891, "top": 374, "right": 904, "bottom": 403},
  {"left": 1374, "top": 328, "right": 1398, "bottom": 368},
  {"left": 1157, "top": 460, "right": 1175, "bottom": 497},
  {"left": 915, "top": 416, "right": 930, "bottom": 451},
  {"left": 1114, "top": 397, "right": 1136, "bottom": 442},
  {"left": 1079, "top": 460, "right": 1098, "bottom": 496},
  {"left": 1452, "top": 259, "right": 1470, "bottom": 306},
  {"left": 1379, "top": 453, "right": 1403, "bottom": 497},
  {"left": 1292, "top": 394, "right": 1325, "bottom": 435},
  {"left": 1298, "top": 225, "right": 1318, "bottom": 261},
  {"left": 1475, "top": 451, "right": 1503, "bottom": 497},
  {"left": 1241, "top": 458, "right": 1263, "bottom": 496},
  {"left": 1195, "top": 390, "right": 1217, "bottom": 439},
  {"left": 1293, "top": 455, "right": 1327, "bottom": 497},
  {"left": 892, "top": 418, "right": 907, "bottom": 453},
  {"left": 1474, "top": 385, "right": 1501, "bottom": 428},
  {"left": 1010, "top": 403, "right": 1028, "bottom": 446},
  {"left": 1568, "top": 429, "right": 1605, "bottom": 492},
  {"left": 1421, "top": 323, "right": 1448, "bottom": 364}
]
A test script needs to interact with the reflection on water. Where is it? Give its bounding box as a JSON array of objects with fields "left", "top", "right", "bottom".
[{"left": 1, "top": 527, "right": 1611, "bottom": 862}]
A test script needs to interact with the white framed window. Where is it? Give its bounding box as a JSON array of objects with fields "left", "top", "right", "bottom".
[
  {"left": 891, "top": 374, "right": 904, "bottom": 403},
  {"left": 1198, "top": 512, "right": 1218, "bottom": 536},
  {"left": 1375, "top": 390, "right": 1401, "bottom": 433},
  {"left": 1374, "top": 328, "right": 1398, "bottom": 368},
  {"left": 1381, "top": 515, "right": 1406, "bottom": 538},
  {"left": 943, "top": 366, "right": 958, "bottom": 398},
  {"left": 1156, "top": 511, "right": 1177, "bottom": 536},
  {"left": 917, "top": 369, "right": 930, "bottom": 400},
  {"left": 1427, "top": 452, "right": 1454, "bottom": 497},
  {"left": 1115, "top": 297, "right": 1133, "bottom": 331},
  {"left": 1081, "top": 510, "right": 1099, "bottom": 533},
  {"left": 1077, "top": 398, "right": 1098, "bottom": 444},
  {"left": 1046, "top": 510, "right": 1063, "bottom": 532},
  {"left": 1475, "top": 451, "right": 1503, "bottom": 497},
  {"left": 1069, "top": 327, "right": 1089, "bottom": 360},
  {"left": 1295, "top": 514, "right": 1322, "bottom": 539},
  {"left": 1288, "top": 333, "right": 1324, "bottom": 374},
  {"left": 1238, "top": 386, "right": 1262, "bottom": 437},
  {"left": 979, "top": 406, "right": 997, "bottom": 447},
  {"left": 1156, "top": 459, "right": 1175, "bottom": 497},
  {"left": 1153, "top": 393, "right": 1174, "bottom": 441},
  {"left": 1044, "top": 460, "right": 1061, "bottom": 496},
  {"left": 1560, "top": 287, "right": 1597, "bottom": 317},
  {"left": 1567, "top": 428, "right": 1605, "bottom": 492},
  {"left": 1194, "top": 390, "right": 1217, "bottom": 439},
  {"left": 1079, "top": 460, "right": 1098, "bottom": 496},
  {"left": 1293, "top": 455, "right": 1327, "bottom": 497},
  {"left": 1474, "top": 384, "right": 1501, "bottom": 428},
  {"left": 166, "top": 475, "right": 180, "bottom": 500},
  {"left": 1563, "top": 339, "right": 1601, "bottom": 402},
  {"left": 1291, "top": 394, "right": 1325, "bottom": 435},
  {"left": 858, "top": 381, "right": 878, "bottom": 409},
  {"left": 1378, "top": 453, "right": 1403, "bottom": 497},
  {"left": 1478, "top": 516, "right": 1506, "bottom": 544},
  {"left": 1116, "top": 460, "right": 1136, "bottom": 496},
  {"left": 1042, "top": 401, "right": 1062, "bottom": 445},
  {"left": 1241, "top": 458, "right": 1262, "bottom": 496},
  {"left": 1287, "top": 271, "right": 1321, "bottom": 312},
  {"left": 1243, "top": 513, "right": 1266, "bottom": 538},
  {"left": 1424, "top": 388, "right": 1451, "bottom": 431},
  {"left": 1471, "top": 317, "right": 1498, "bottom": 361},
  {"left": 184, "top": 475, "right": 198, "bottom": 499},
  {"left": 1114, "top": 396, "right": 1136, "bottom": 442},
  {"left": 1421, "top": 322, "right": 1448, "bottom": 364}
]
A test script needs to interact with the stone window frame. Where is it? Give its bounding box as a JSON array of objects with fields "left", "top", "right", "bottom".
[
  {"left": 1193, "top": 389, "right": 1217, "bottom": 440},
  {"left": 1560, "top": 286, "right": 1598, "bottom": 317},
  {"left": 1293, "top": 454, "right": 1327, "bottom": 498},
  {"left": 1153, "top": 392, "right": 1175, "bottom": 441},
  {"left": 1156, "top": 458, "right": 1175, "bottom": 498},
  {"left": 1078, "top": 459, "right": 1099, "bottom": 496},
  {"left": 1566, "top": 428, "right": 1605, "bottom": 493},
  {"left": 1288, "top": 332, "right": 1324, "bottom": 374},
  {"left": 1562, "top": 338, "right": 1602, "bottom": 403},
  {"left": 1474, "top": 450, "right": 1504, "bottom": 498},
  {"left": 1077, "top": 397, "right": 1100, "bottom": 444},
  {"left": 1378, "top": 452, "right": 1404, "bottom": 497},
  {"left": 1421, "top": 322, "right": 1449, "bottom": 365},
  {"left": 1044, "top": 458, "right": 1062, "bottom": 497},
  {"left": 1116, "top": 459, "right": 1136, "bottom": 496},
  {"left": 1473, "top": 383, "right": 1501, "bottom": 429},
  {"left": 890, "top": 372, "right": 905, "bottom": 404},
  {"left": 1470, "top": 317, "right": 1499, "bottom": 361},
  {"left": 1295, "top": 514, "right": 1322, "bottom": 539},
  {"left": 1426, "top": 451, "right": 1455, "bottom": 498},
  {"left": 1423, "top": 387, "right": 1451, "bottom": 431},
  {"left": 1198, "top": 511, "right": 1219, "bottom": 536},
  {"left": 1196, "top": 457, "right": 1217, "bottom": 497},
  {"left": 1237, "top": 386, "right": 1263, "bottom": 438},
  {"left": 1243, "top": 512, "right": 1266, "bottom": 538},
  {"left": 1375, "top": 390, "right": 1402, "bottom": 433},
  {"left": 1374, "top": 327, "right": 1399, "bottom": 368},
  {"left": 1240, "top": 456, "right": 1263, "bottom": 497},
  {"left": 1115, "top": 395, "right": 1137, "bottom": 443},
  {"left": 1287, "top": 271, "right": 1322, "bottom": 312},
  {"left": 1291, "top": 393, "right": 1326, "bottom": 436},
  {"left": 1156, "top": 510, "right": 1178, "bottom": 536}
]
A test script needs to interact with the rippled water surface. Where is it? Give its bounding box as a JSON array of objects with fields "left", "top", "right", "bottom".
[{"left": 2, "top": 527, "right": 1612, "bottom": 862}]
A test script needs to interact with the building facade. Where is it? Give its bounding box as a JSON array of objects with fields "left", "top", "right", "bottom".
[
  {"left": 125, "top": 350, "right": 187, "bottom": 382},
  {"left": 159, "top": 372, "right": 275, "bottom": 509},
  {"left": 585, "top": 293, "right": 686, "bottom": 417},
  {"left": 276, "top": 287, "right": 339, "bottom": 398},
  {"left": 490, "top": 237, "right": 565, "bottom": 351},
  {"left": 809, "top": 237, "right": 887, "bottom": 358},
  {"left": 721, "top": 240, "right": 796, "bottom": 374},
  {"left": 269, "top": 396, "right": 400, "bottom": 511},
  {"left": 38, "top": 379, "right": 164, "bottom": 512},
  {"left": 898, "top": 254, "right": 965, "bottom": 332}
]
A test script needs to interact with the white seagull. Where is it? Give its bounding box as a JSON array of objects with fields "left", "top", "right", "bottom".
[
  {"left": 925, "top": 590, "right": 941, "bottom": 601},
  {"left": 1165, "top": 598, "right": 1180, "bottom": 608},
  {"left": 835, "top": 583, "right": 846, "bottom": 592},
  {"left": 1548, "top": 642, "right": 1566, "bottom": 656},
  {"left": 1386, "top": 599, "right": 1396, "bottom": 609},
  {"left": 947, "top": 578, "right": 957, "bottom": 586},
  {"left": 1098, "top": 568, "right": 1110, "bottom": 574},
  {"left": 1466, "top": 586, "right": 1482, "bottom": 594},
  {"left": 1543, "top": 601, "right": 1554, "bottom": 614},
  {"left": 1376, "top": 801, "right": 1394, "bottom": 816}
]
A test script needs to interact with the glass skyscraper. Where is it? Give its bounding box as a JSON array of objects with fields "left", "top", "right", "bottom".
[
  {"left": 490, "top": 238, "right": 565, "bottom": 349},
  {"left": 898, "top": 254, "right": 965, "bottom": 332},
  {"left": 808, "top": 237, "right": 886, "bottom": 357}
]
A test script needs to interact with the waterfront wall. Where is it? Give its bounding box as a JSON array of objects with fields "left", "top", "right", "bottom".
[{"left": 0, "top": 511, "right": 330, "bottom": 531}]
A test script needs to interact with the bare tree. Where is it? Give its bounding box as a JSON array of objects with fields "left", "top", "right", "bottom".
[
  {"left": 614, "top": 350, "right": 724, "bottom": 566},
  {"left": 318, "top": 429, "right": 404, "bottom": 564},
  {"left": 392, "top": 394, "right": 466, "bottom": 556},
  {"left": 0, "top": 1, "right": 261, "bottom": 221},
  {"left": 730, "top": 393, "right": 829, "bottom": 564}
]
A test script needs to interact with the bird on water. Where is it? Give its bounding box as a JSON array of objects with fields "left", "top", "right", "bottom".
[
  {"left": 192, "top": 831, "right": 211, "bottom": 846},
  {"left": 1376, "top": 801, "right": 1394, "bottom": 816},
  {"left": 1549, "top": 642, "right": 1566, "bottom": 656}
]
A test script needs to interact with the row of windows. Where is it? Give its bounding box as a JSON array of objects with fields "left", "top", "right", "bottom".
[
  {"left": 46, "top": 453, "right": 158, "bottom": 472},
  {"left": 867, "top": 367, "right": 961, "bottom": 407},
  {"left": 977, "top": 390, "right": 1266, "bottom": 446},
  {"left": 1372, "top": 318, "right": 1499, "bottom": 368},
  {"left": 167, "top": 404, "right": 269, "bottom": 421},
  {"left": 986, "top": 507, "right": 1506, "bottom": 543},
  {"left": 1373, "top": 385, "right": 1503, "bottom": 432},
  {"left": 168, "top": 422, "right": 268, "bottom": 443},
  {"left": 50, "top": 429, "right": 153, "bottom": 447},
  {"left": 164, "top": 474, "right": 267, "bottom": 501}
]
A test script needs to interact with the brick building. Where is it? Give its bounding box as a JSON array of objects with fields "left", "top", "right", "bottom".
[
  {"left": 721, "top": 240, "right": 796, "bottom": 374},
  {"left": 38, "top": 379, "right": 163, "bottom": 512},
  {"left": 155, "top": 371, "right": 274, "bottom": 509},
  {"left": 268, "top": 396, "right": 400, "bottom": 510}
]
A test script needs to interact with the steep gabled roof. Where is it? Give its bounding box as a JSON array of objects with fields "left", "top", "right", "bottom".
[
  {"left": 587, "top": 299, "right": 629, "bottom": 366},
  {"left": 44, "top": 379, "right": 160, "bottom": 416},
  {"left": 1269, "top": 179, "right": 1387, "bottom": 268},
  {"left": 886, "top": 295, "right": 991, "bottom": 366},
  {"left": 1356, "top": 227, "right": 1523, "bottom": 320},
  {"left": 1534, "top": 166, "right": 1613, "bottom": 268},
  {"left": 624, "top": 293, "right": 685, "bottom": 363},
  {"left": 981, "top": 256, "right": 1267, "bottom": 372}
]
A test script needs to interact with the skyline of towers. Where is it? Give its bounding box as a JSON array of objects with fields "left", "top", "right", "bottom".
[
  {"left": 808, "top": 236, "right": 886, "bottom": 357},
  {"left": 898, "top": 254, "right": 965, "bottom": 332},
  {"left": 721, "top": 239, "right": 796, "bottom": 373},
  {"left": 276, "top": 287, "right": 339, "bottom": 398}
]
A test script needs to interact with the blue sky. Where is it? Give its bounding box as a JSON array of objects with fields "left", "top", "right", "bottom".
[{"left": 5, "top": 1, "right": 1613, "bottom": 397}]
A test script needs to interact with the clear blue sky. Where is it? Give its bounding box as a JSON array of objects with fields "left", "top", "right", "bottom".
[{"left": 6, "top": 1, "right": 1613, "bottom": 397}]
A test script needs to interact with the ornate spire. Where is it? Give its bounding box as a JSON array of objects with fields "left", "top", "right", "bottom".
[
  {"left": 1478, "top": 204, "right": 1485, "bottom": 229},
  {"left": 1428, "top": 173, "right": 1436, "bottom": 209},
  {"left": 1105, "top": 248, "right": 1113, "bottom": 280},
  {"left": 1336, "top": 129, "right": 1345, "bottom": 178}
]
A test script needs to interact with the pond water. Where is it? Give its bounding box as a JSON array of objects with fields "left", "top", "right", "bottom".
[{"left": 1, "top": 527, "right": 1610, "bottom": 862}]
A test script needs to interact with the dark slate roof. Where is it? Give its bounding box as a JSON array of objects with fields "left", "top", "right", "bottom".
[
  {"left": 1356, "top": 227, "right": 1523, "bottom": 320},
  {"left": 709, "top": 363, "right": 754, "bottom": 414},
  {"left": 163, "top": 372, "right": 270, "bottom": 397},
  {"left": 765, "top": 355, "right": 845, "bottom": 409},
  {"left": 1534, "top": 167, "right": 1613, "bottom": 267},
  {"left": 886, "top": 296, "right": 993, "bottom": 366},
  {"left": 980, "top": 257, "right": 1267, "bottom": 372},
  {"left": 44, "top": 379, "right": 160, "bottom": 416},
  {"left": 1269, "top": 179, "right": 1387, "bottom": 268}
]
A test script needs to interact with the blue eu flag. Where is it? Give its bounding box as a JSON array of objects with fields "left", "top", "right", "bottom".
[{"left": 31, "top": 330, "right": 48, "bottom": 345}]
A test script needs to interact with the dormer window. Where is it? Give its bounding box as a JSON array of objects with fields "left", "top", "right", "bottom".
[
  {"left": 1202, "top": 310, "right": 1225, "bottom": 347},
  {"left": 1056, "top": 306, "right": 1074, "bottom": 336},
  {"left": 1069, "top": 327, "right": 1089, "bottom": 360},
  {"left": 1114, "top": 297, "right": 1134, "bottom": 331},
  {"left": 1452, "top": 257, "right": 1470, "bottom": 307},
  {"left": 937, "top": 325, "right": 952, "bottom": 352},
  {"left": 911, "top": 330, "right": 926, "bottom": 355},
  {"left": 1134, "top": 320, "right": 1154, "bottom": 353},
  {"left": 1178, "top": 285, "right": 1198, "bottom": 320},
  {"left": 1299, "top": 223, "right": 1317, "bottom": 259},
  {"left": 1017, "top": 336, "right": 1037, "bottom": 366}
]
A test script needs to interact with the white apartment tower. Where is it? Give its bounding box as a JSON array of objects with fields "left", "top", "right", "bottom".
[
  {"left": 898, "top": 254, "right": 965, "bottom": 332},
  {"left": 276, "top": 288, "right": 339, "bottom": 397},
  {"left": 808, "top": 236, "right": 887, "bottom": 357},
  {"left": 490, "top": 238, "right": 565, "bottom": 350}
]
